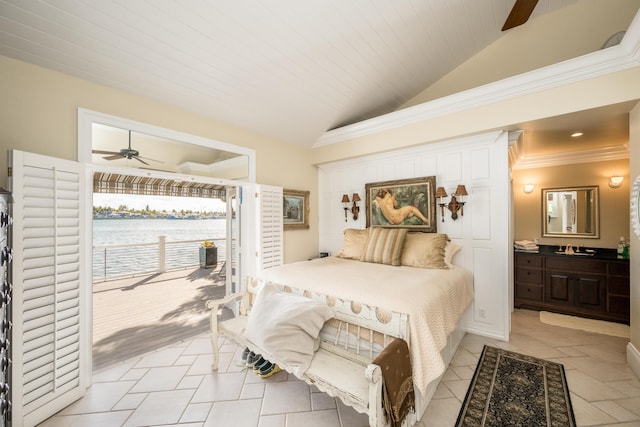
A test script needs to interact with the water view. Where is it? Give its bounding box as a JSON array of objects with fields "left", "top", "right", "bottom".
[{"left": 93, "top": 218, "right": 228, "bottom": 281}]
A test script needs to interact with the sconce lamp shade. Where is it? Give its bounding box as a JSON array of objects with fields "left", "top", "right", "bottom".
[
  {"left": 341, "top": 194, "right": 350, "bottom": 203},
  {"left": 435, "top": 187, "right": 448, "bottom": 198},
  {"left": 352, "top": 193, "right": 361, "bottom": 203},
  {"left": 523, "top": 184, "right": 535, "bottom": 194},
  {"left": 609, "top": 176, "right": 624, "bottom": 188},
  {"left": 454, "top": 185, "right": 468, "bottom": 196}
]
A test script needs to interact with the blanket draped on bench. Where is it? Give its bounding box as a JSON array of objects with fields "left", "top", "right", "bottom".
[{"left": 374, "top": 338, "right": 414, "bottom": 427}]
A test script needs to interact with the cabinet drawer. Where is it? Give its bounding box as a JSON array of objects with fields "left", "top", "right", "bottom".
[
  {"left": 516, "top": 254, "right": 543, "bottom": 267},
  {"left": 516, "top": 267, "right": 543, "bottom": 284},
  {"left": 608, "top": 276, "right": 630, "bottom": 295},
  {"left": 516, "top": 283, "right": 543, "bottom": 301},
  {"left": 608, "top": 295, "right": 630, "bottom": 316},
  {"left": 608, "top": 262, "right": 629, "bottom": 276},
  {"left": 546, "top": 257, "right": 606, "bottom": 274}
]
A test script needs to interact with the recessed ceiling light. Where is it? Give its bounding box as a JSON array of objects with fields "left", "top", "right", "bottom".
[{"left": 571, "top": 132, "right": 583, "bottom": 138}]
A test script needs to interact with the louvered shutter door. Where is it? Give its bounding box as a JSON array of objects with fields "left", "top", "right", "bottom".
[
  {"left": 257, "top": 185, "right": 283, "bottom": 271},
  {"left": 9, "top": 150, "right": 87, "bottom": 426}
]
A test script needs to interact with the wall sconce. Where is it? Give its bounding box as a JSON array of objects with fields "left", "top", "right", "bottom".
[
  {"left": 523, "top": 183, "right": 535, "bottom": 194},
  {"left": 341, "top": 193, "right": 361, "bottom": 221},
  {"left": 609, "top": 176, "right": 624, "bottom": 188},
  {"left": 436, "top": 185, "right": 468, "bottom": 221}
]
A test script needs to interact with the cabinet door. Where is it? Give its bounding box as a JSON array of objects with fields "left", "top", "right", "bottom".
[
  {"left": 546, "top": 272, "right": 571, "bottom": 305},
  {"left": 574, "top": 275, "right": 606, "bottom": 312}
]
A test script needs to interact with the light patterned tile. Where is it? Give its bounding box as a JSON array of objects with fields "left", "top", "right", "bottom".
[
  {"left": 336, "top": 400, "right": 369, "bottom": 427},
  {"left": 59, "top": 380, "right": 136, "bottom": 414},
  {"left": 241, "top": 381, "right": 266, "bottom": 400},
  {"left": 192, "top": 371, "right": 247, "bottom": 403},
  {"left": 451, "top": 365, "right": 476, "bottom": 380},
  {"left": 562, "top": 356, "right": 634, "bottom": 382},
  {"left": 123, "top": 389, "right": 195, "bottom": 427},
  {"left": 261, "top": 380, "right": 311, "bottom": 415},
  {"left": 569, "top": 393, "right": 617, "bottom": 426},
  {"left": 431, "top": 381, "right": 454, "bottom": 399},
  {"left": 443, "top": 379, "right": 471, "bottom": 401},
  {"left": 37, "top": 410, "right": 133, "bottom": 427},
  {"left": 258, "top": 414, "right": 285, "bottom": 427},
  {"left": 592, "top": 400, "right": 639, "bottom": 422},
  {"left": 311, "top": 391, "right": 336, "bottom": 411},
  {"left": 566, "top": 371, "right": 628, "bottom": 402},
  {"left": 129, "top": 365, "right": 189, "bottom": 393},
  {"left": 418, "top": 397, "right": 461, "bottom": 427},
  {"left": 616, "top": 396, "right": 640, "bottom": 417},
  {"left": 178, "top": 374, "right": 204, "bottom": 390},
  {"left": 133, "top": 347, "right": 185, "bottom": 368},
  {"left": 112, "top": 392, "right": 147, "bottom": 411},
  {"left": 204, "top": 399, "right": 262, "bottom": 427},
  {"left": 286, "top": 409, "right": 341, "bottom": 427},
  {"left": 181, "top": 402, "right": 213, "bottom": 423}
]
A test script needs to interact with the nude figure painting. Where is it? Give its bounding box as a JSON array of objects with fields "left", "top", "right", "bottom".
[{"left": 364, "top": 176, "right": 437, "bottom": 232}]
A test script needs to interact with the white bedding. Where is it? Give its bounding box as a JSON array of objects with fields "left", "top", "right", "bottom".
[{"left": 257, "top": 256, "right": 473, "bottom": 397}]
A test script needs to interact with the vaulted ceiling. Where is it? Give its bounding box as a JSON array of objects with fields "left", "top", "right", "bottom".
[{"left": 1, "top": 0, "right": 638, "bottom": 158}]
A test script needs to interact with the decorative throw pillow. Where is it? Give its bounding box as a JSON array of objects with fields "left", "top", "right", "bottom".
[
  {"left": 400, "top": 232, "right": 448, "bottom": 269},
  {"left": 360, "top": 227, "right": 408, "bottom": 266},
  {"left": 336, "top": 228, "right": 370, "bottom": 260},
  {"left": 444, "top": 241, "right": 462, "bottom": 267},
  {"left": 244, "top": 284, "right": 334, "bottom": 377}
]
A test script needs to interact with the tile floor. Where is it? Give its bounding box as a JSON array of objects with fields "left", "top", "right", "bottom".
[{"left": 39, "top": 309, "right": 640, "bottom": 427}]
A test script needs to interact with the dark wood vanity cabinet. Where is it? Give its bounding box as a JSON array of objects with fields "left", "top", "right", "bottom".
[{"left": 514, "top": 251, "right": 629, "bottom": 323}]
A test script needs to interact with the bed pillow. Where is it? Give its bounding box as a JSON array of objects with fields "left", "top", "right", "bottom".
[
  {"left": 444, "top": 241, "right": 462, "bottom": 267},
  {"left": 400, "top": 232, "right": 448, "bottom": 269},
  {"left": 360, "top": 227, "right": 408, "bottom": 266},
  {"left": 244, "top": 284, "right": 334, "bottom": 377},
  {"left": 336, "top": 228, "right": 370, "bottom": 260}
]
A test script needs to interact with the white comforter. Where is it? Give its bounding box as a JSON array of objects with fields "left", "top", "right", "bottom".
[{"left": 258, "top": 256, "right": 474, "bottom": 397}]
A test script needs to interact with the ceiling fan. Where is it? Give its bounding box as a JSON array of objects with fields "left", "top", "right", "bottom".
[
  {"left": 92, "top": 130, "right": 162, "bottom": 165},
  {"left": 502, "top": 0, "right": 539, "bottom": 31}
]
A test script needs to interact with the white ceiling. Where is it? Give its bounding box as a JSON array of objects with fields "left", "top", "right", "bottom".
[{"left": 1, "top": 0, "right": 593, "bottom": 149}]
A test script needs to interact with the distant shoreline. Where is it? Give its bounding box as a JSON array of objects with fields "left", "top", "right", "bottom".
[{"left": 93, "top": 215, "right": 226, "bottom": 220}]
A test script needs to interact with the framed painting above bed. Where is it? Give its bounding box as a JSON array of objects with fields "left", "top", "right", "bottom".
[{"left": 365, "top": 176, "right": 437, "bottom": 232}]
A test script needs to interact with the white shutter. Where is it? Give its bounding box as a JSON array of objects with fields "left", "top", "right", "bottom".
[
  {"left": 9, "top": 150, "right": 87, "bottom": 427},
  {"left": 256, "top": 185, "right": 283, "bottom": 271}
]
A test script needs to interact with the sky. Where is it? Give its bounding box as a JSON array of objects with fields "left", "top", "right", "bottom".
[{"left": 93, "top": 193, "right": 226, "bottom": 213}]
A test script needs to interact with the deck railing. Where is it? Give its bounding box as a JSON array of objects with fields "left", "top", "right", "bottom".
[{"left": 92, "top": 236, "right": 229, "bottom": 282}]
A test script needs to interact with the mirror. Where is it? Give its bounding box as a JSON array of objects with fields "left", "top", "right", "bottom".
[{"left": 542, "top": 186, "right": 599, "bottom": 238}]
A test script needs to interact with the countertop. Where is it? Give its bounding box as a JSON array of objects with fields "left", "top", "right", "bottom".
[{"left": 515, "top": 244, "right": 627, "bottom": 261}]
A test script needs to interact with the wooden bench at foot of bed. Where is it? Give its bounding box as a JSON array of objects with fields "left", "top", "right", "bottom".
[{"left": 205, "top": 278, "right": 410, "bottom": 427}]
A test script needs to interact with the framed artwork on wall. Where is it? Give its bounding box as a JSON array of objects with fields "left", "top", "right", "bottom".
[
  {"left": 364, "top": 176, "right": 436, "bottom": 232},
  {"left": 283, "top": 189, "right": 309, "bottom": 230}
]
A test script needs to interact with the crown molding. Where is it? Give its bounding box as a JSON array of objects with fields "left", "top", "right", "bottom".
[
  {"left": 314, "top": 11, "right": 640, "bottom": 148},
  {"left": 510, "top": 143, "right": 629, "bottom": 170}
]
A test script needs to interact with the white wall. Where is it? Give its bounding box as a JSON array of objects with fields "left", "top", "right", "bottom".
[{"left": 318, "top": 131, "right": 511, "bottom": 341}]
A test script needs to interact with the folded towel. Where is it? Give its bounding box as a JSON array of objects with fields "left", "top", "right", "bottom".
[{"left": 373, "top": 338, "right": 414, "bottom": 427}]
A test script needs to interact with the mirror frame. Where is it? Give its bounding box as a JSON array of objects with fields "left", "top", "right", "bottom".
[{"left": 541, "top": 185, "right": 600, "bottom": 239}]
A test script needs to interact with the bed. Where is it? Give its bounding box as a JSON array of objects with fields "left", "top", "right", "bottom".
[{"left": 254, "top": 228, "right": 474, "bottom": 422}]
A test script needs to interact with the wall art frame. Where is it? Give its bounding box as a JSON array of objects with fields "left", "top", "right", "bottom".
[
  {"left": 283, "top": 189, "right": 309, "bottom": 230},
  {"left": 364, "top": 176, "right": 436, "bottom": 232}
]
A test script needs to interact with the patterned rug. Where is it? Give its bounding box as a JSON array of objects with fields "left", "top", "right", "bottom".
[{"left": 456, "top": 345, "right": 576, "bottom": 426}]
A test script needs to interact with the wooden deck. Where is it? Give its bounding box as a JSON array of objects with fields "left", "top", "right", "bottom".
[{"left": 92, "top": 265, "right": 233, "bottom": 371}]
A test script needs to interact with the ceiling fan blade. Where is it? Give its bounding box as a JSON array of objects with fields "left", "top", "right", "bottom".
[
  {"left": 502, "top": 0, "right": 538, "bottom": 31},
  {"left": 92, "top": 149, "right": 120, "bottom": 155},
  {"left": 102, "top": 154, "right": 124, "bottom": 161},
  {"left": 133, "top": 156, "right": 150, "bottom": 166},
  {"left": 136, "top": 155, "right": 165, "bottom": 164}
]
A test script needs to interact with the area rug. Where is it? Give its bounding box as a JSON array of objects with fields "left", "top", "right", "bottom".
[
  {"left": 456, "top": 345, "right": 576, "bottom": 427},
  {"left": 540, "top": 311, "right": 630, "bottom": 339}
]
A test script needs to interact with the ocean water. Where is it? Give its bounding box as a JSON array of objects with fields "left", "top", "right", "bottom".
[{"left": 92, "top": 218, "right": 228, "bottom": 280}]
